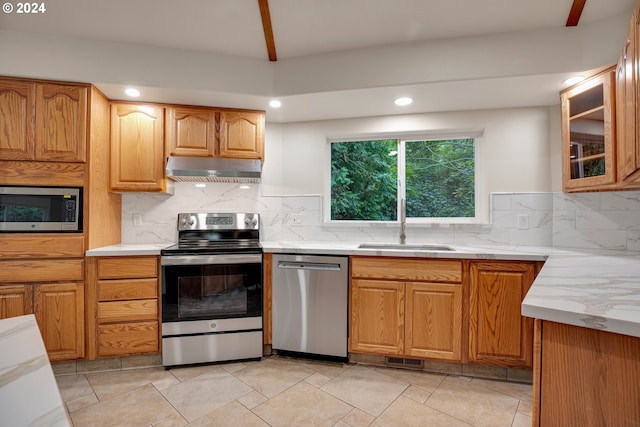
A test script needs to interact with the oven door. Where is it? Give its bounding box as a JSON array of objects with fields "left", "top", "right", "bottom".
[{"left": 161, "top": 253, "right": 263, "bottom": 323}]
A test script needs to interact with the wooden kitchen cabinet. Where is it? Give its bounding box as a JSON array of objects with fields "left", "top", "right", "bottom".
[
  {"left": 0, "top": 285, "right": 32, "bottom": 318},
  {"left": 0, "top": 254, "right": 85, "bottom": 361},
  {"left": 615, "top": 6, "right": 640, "bottom": 188},
  {"left": 0, "top": 79, "right": 87, "bottom": 163},
  {"left": 87, "top": 256, "right": 160, "bottom": 359},
  {"left": 35, "top": 83, "right": 87, "bottom": 162},
  {"left": 350, "top": 257, "right": 464, "bottom": 361},
  {"left": 110, "top": 103, "right": 167, "bottom": 192},
  {"left": 406, "top": 281, "right": 463, "bottom": 360},
  {"left": 560, "top": 66, "right": 616, "bottom": 192},
  {"left": 34, "top": 282, "right": 84, "bottom": 361},
  {"left": 0, "top": 79, "right": 35, "bottom": 160},
  {"left": 350, "top": 278, "right": 405, "bottom": 355},
  {"left": 219, "top": 110, "right": 265, "bottom": 161},
  {"left": 469, "top": 261, "right": 538, "bottom": 368},
  {"left": 166, "top": 106, "right": 216, "bottom": 157},
  {"left": 534, "top": 320, "right": 640, "bottom": 426},
  {"left": 166, "top": 107, "right": 265, "bottom": 162}
]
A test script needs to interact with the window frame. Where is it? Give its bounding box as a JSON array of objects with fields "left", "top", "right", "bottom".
[{"left": 324, "top": 130, "right": 485, "bottom": 225}]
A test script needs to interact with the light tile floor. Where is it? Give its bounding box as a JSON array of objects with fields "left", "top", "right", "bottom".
[{"left": 56, "top": 356, "right": 532, "bottom": 427}]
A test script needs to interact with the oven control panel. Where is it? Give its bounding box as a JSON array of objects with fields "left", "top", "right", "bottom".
[{"left": 177, "top": 212, "right": 260, "bottom": 231}]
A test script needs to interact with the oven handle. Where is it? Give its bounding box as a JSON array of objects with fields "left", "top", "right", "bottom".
[{"left": 161, "top": 254, "right": 262, "bottom": 266}]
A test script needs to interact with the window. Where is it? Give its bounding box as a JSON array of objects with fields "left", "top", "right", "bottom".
[{"left": 329, "top": 135, "right": 477, "bottom": 223}]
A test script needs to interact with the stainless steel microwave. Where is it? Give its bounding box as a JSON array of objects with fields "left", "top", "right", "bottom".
[{"left": 0, "top": 186, "right": 82, "bottom": 232}]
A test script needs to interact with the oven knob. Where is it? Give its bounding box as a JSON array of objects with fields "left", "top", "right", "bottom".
[
  {"left": 181, "top": 216, "right": 195, "bottom": 227},
  {"left": 210, "top": 322, "right": 217, "bottom": 329}
]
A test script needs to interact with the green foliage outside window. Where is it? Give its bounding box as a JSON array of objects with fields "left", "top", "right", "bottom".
[
  {"left": 330, "top": 138, "right": 475, "bottom": 221},
  {"left": 406, "top": 139, "right": 475, "bottom": 218},
  {"left": 331, "top": 140, "right": 397, "bottom": 220}
]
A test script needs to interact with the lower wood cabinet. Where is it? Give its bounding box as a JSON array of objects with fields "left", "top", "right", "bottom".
[
  {"left": 469, "top": 261, "right": 539, "bottom": 368},
  {"left": 534, "top": 320, "right": 640, "bottom": 426},
  {"left": 34, "top": 282, "right": 84, "bottom": 362},
  {"left": 350, "top": 278, "right": 405, "bottom": 355},
  {"left": 0, "top": 284, "right": 32, "bottom": 318},
  {"left": 86, "top": 255, "right": 160, "bottom": 359},
  {"left": 0, "top": 235, "right": 85, "bottom": 362},
  {"left": 406, "top": 281, "right": 463, "bottom": 360},
  {"left": 0, "top": 279, "right": 84, "bottom": 361},
  {"left": 0, "top": 259, "right": 84, "bottom": 361},
  {"left": 348, "top": 256, "right": 541, "bottom": 368},
  {"left": 349, "top": 257, "right": 464, "bottom": 361}
]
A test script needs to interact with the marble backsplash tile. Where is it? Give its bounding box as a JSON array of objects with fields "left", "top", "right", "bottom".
[{"left": 121, "top": 183, "right": 640, "bottom": 251}]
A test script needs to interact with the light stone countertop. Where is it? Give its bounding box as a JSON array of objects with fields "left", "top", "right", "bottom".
[
  {"left": 0, "top": 314, "right": 71, "bottom": 427},
  {"left": 85, "top": 243, "right": 171, "bottom": 257},
  {"left": 85, "top": 241, "right": 640, "bottom": 338}
]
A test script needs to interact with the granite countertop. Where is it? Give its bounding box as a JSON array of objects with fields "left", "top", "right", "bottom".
[
  {"left": 86, "top": 240, "right": 640, "bottom": 338},
  {"left": 0, "top": 314, "right": 70, "bottom": 427}
]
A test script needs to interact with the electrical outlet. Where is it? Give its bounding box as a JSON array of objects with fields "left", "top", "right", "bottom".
[
  {"left": 133, "top": 213, "right": 142, "bottom": 227},
  {"left": 292, "top": 214, "right": 302, "bottom": 225},
  {"left": 517, "top": 214, "right": 529, "bottom": 230}
]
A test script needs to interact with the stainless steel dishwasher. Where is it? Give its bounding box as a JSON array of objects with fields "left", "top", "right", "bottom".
[{"left": 272, "top": 254, "right": 349, "bottom": 360}]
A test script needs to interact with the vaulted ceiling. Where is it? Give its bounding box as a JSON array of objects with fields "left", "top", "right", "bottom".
[{"left": 0, "top": 0, "right": 635, "bottom": 122}]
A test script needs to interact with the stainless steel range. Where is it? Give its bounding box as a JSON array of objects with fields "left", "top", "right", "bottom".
[{"left": 161, "top": 212, "right": 263, "bottom": 367}]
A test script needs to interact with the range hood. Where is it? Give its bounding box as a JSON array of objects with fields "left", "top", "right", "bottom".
[{"left": 166, "top": 156, "right": 262, "bottom": 183}]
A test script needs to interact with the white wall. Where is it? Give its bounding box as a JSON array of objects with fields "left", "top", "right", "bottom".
[{"left": 264, "top": 107, "right": 554, "bottom": 197}]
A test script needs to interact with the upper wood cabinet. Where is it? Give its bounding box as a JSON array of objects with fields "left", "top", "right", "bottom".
[
  {"left": 166, "top": 107, "right": 265, "bottom": 162},
  {"left": 560, "top": 67, "right": 616, "bottom": 192},
  {"left": 617, "top": 8, "right": 640, "bottom": 186},
  {"left": 469, "top": 261, "right": 538, "bottom": 368},
  {"left": 166, "top": 106, "right": 216, "bottom": 157},
  {"left": 110, "top": 103, "right": 166, "bottom": 192},
  {"left": 0, "top": 80, "right": 87, "bottom": 163},
  {"left": 219, "top": 110, "right": 265, "bottom": 161},
  {"left": 0, "top": 79, "right": 35, "bottom": 160},
  {"left": 35, "top": 84, "right": 87, "bottom": 162}
]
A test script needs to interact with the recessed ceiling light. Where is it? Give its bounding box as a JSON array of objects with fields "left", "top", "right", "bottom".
[
  {"left": 394, "top": 97, "right": 413, "bottom": 106},
  {"left": 194, "top": 183, "right": 206, "bottom": 188},
  {"left": 124, "top": 88, "right": 140, "bottom": 97},
  {"left": 239, "top": 185, "right": 251, "bottom": 190},
  {"left": 269, "top": 99, "right": 282, "bottom": 108},
  {"left": 563, "top": 76, "right": 586, "bottom": 86}
]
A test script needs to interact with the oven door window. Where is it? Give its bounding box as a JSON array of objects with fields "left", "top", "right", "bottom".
[{"left": 163, "top": 262, "right": 262, "bottom": 322}]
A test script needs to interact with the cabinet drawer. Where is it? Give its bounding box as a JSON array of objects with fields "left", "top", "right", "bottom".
[
  {"left": 97, "top": 321, "right": 159, "bottom": 357},
  {"left": 351, "top": 256, "right": 462, "bottom": 282},
  {"left": 97, "top": 256, "right": 158, "bottom": 279},
  {"left": 0, "top": 259, "right": 84, "bottom": 283},
  {"left": 97, "top": 299, "right": 158, "bottom": 323},
  {"left": 98, "top": 278, "right": 158, "bottom": 301},
  {"left": 0, "top": 235, "right": 84, "bottom": 259}
]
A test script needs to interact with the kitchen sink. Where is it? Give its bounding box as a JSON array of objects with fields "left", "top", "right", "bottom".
[{"left": 358, "top": 243, "right": 456, "bottom": 251}]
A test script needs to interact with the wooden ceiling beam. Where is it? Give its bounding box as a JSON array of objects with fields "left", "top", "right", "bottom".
[
  {"left": 566, "top": 0, "right": 587, "bottom": 26},
  {"left": 258, "top": 0, "right": 278, "bottom": 61}
]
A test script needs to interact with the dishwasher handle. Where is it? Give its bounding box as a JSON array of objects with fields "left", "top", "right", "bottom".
[{"left": 277, "top": 261, "right": 342, "bottom": 271}]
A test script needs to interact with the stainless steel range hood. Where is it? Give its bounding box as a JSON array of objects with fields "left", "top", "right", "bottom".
[{"left": 166, "top": 156, "right": 262, "bottom": 183}]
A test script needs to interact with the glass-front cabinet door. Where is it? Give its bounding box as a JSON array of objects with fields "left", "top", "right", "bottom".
[{"left": 560, "top": 67, "right": 616, "bottom": 192}]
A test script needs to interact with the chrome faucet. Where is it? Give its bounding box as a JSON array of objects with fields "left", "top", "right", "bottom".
[{"left": 399, "top": 198, "right": 406, "bottom": 245}]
